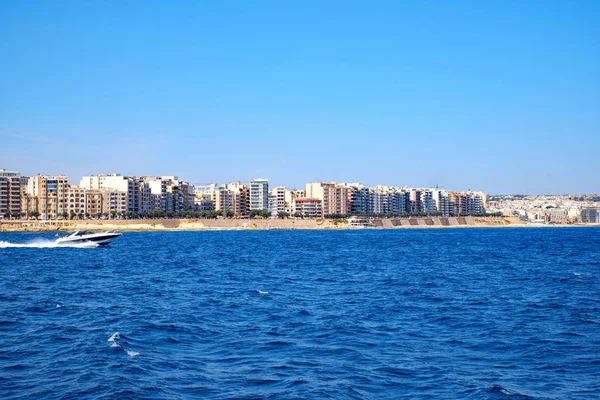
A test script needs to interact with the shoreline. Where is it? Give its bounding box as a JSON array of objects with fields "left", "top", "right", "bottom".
[{"left": 1, "top": 217, "right": 598, "bottom": 232}]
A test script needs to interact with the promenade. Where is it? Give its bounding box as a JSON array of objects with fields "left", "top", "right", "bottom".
[{"left": 0, "top": 217, "right": 568, "bottom": 232}]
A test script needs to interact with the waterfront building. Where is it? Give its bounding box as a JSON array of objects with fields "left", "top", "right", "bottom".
[
  {"left": 448, "top": 192, "right": 467, "bottom": 216},
  {"left": 389, "top": 188, "right": 408, "bottom": 215},
  {"left": 20, "top": 192, "right": 38, "bottom": 218},
  {"left": 26, "top": 175, "right": 70, "bottom": 219},
  {"left": 306, "top": 182, "right": 351, "bottom": 216},
  {"left": 373, "top": 186, "right": 391, "bottom": 214},
  {"left": 250, "top": 179, "right": 269, "bottom": 210},
  {"left": 466, "top": 190, "right": 486, "bottom": 215},
  {"left": 67, "top": 186, "right": 87, "bottom": 216},
  {"left": 408, "top": 189, "right": 423, "bottom": 213},
  {"left": 85, "top": 189, "right": 104, "bottom": 217},
  {"left": 344, "top": 183, "right": 373, "bottom": 215},
  {"left": 81, "top": 174, "right": 142, "bottom": 213},
  {"left": 293, "top": 198, "right": 323, "bottom": 218},
  {"left": 102, "top": 190, "right": 127, "bottom": 216},
  {"left": 143, "top": 176, "right": 194, "bottom": 212},
  {"left": 438, "top": 191, "right": 451, "bottom": 216},
  {"left": 226, "top": 182, "right": 249, "bottom": 216},
  {"left": 194, "top": 184, "right": 234, "bottom": 214},
  {"left": 193, "top": 195, "right": 215, "bottom": 211},
  {"left": 581, "top": 208, "right": 600, "bottom": 223},
  {"left": 371, "top": 186, "right": 409, "bottom": 215},
  {"left": 550, "top": 209, "right": 569, "bottom": 223},
  {"left": 0, "top": 169, "right": 22, "bottom": 218},
  {"left": 421, "top": 189, "right": 440, "bottom": 215},
  {"left": 269, "top": 186, "right": 287, "bottom": 216},
  {"left": 80, "top": 173, "right": 188, "bottom": 214},
  {"left": 447, "top": 191, "right": 486, "bottom": 216}
]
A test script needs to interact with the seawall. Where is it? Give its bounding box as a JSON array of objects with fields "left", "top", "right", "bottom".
[{"left": 0, "top": 216, "right": 549, "bottom": 232}]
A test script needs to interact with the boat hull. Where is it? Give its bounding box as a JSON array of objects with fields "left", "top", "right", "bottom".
[{"left": 55, "top": 233, "right": 121, "bottom": 246}]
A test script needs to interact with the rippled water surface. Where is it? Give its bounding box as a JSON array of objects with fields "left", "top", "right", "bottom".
[{"left": 1, "top": 228, "right": 599, "bottom": 399}]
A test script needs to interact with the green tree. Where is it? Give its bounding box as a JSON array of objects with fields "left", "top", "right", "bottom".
[
  {"left": 249, "top": 209, "right": 270, "bottom": 218},
  {"left": 278, "top": 211, "right": 290, "bottom": 219}
]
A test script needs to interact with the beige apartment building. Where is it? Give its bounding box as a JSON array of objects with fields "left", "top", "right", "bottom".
[
  {"left": 25, "top": 175, "right": 70, "bottom": 219},
  {"left": 86, "top": 189, "right": 104, "bottom": 217},
  {"left": 67, "top": 186, "right": 87, "bottom": 216},
  {"left": 306, "top": 182, "right": 351, "bottom": 216}
]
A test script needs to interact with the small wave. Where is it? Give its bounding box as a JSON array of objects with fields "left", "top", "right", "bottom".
[
  {"left": 108, "top": 332, "right": 140, "bottom": 357},
  {"left": 573, "top": 272, "right": 582, "bottom": 276},
  {"left": 487, "top": 385, "right": 534, "bottom": 399},
  {"left": 108, "top": 332, "right": 121, "bottom": 348},
  {"left": 257, "top": 290, "right": 269, "bottom": 295},
  {"left": 0, "top": 239, "right": 98, "bottom": 248}
]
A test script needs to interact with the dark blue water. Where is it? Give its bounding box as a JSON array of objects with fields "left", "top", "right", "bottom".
[{"left": 1, "top": 228, "right": 599, "bottom": 399}]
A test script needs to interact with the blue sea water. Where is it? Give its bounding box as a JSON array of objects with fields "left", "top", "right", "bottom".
[{"left": 1, "top": 228, "right": 599, "bottom": 399}]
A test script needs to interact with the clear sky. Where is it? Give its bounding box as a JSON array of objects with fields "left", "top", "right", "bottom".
[{"left": 1, "top": 1, "right": 598, "bottom": 194}]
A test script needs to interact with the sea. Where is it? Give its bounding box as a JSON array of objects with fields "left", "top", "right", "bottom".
[{"left": 1, "top": 228, "right": 599, "bottom": 399}]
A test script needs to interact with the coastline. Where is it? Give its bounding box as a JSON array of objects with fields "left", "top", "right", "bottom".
[{"left": 1, "top": 217, "right": 598, "bottom": 232}]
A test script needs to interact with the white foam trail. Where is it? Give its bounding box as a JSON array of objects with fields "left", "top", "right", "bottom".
[
  {"left": 257, "top": 290, "right": 269, "bottom": 295},
  {"left": 573, "top": 272, "right": 582, "bottom": 276},
  {"left": 126, "top": 350, "right": 140, "bottom": 357},
  {"left": 108, "top": 332, "right": 121, "bottom": 348},
  {"left": 0, "top": 238, "right": 98, "bottom": 248}
]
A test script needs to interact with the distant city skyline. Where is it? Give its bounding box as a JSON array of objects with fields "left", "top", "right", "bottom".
[
  {"left": 1, "top": 1, "right": 598, "bottom": 194},
  {"left": 2, "top": 166, "right": 599, "bottom": 197}
]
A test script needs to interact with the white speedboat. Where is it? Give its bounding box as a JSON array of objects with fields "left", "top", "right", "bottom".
[{"left": 54, "top": 230, "right": 121, "bottom": 246}]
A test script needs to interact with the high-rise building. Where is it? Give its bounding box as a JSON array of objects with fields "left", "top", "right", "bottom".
[
  {"left": 250, "top": 179, "right": 269, "bottom": 210},
  {"left": 0, "top": 169, "right": 22, "bottom": 218}
]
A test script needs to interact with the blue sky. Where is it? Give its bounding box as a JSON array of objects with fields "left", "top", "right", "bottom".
[{"left": 1, "top": 1, "right": 598, "bottom": 194}]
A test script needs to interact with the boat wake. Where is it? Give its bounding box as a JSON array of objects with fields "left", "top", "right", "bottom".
[{"left": 0, "top": 239, "right": 99, "bottom": 248}]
